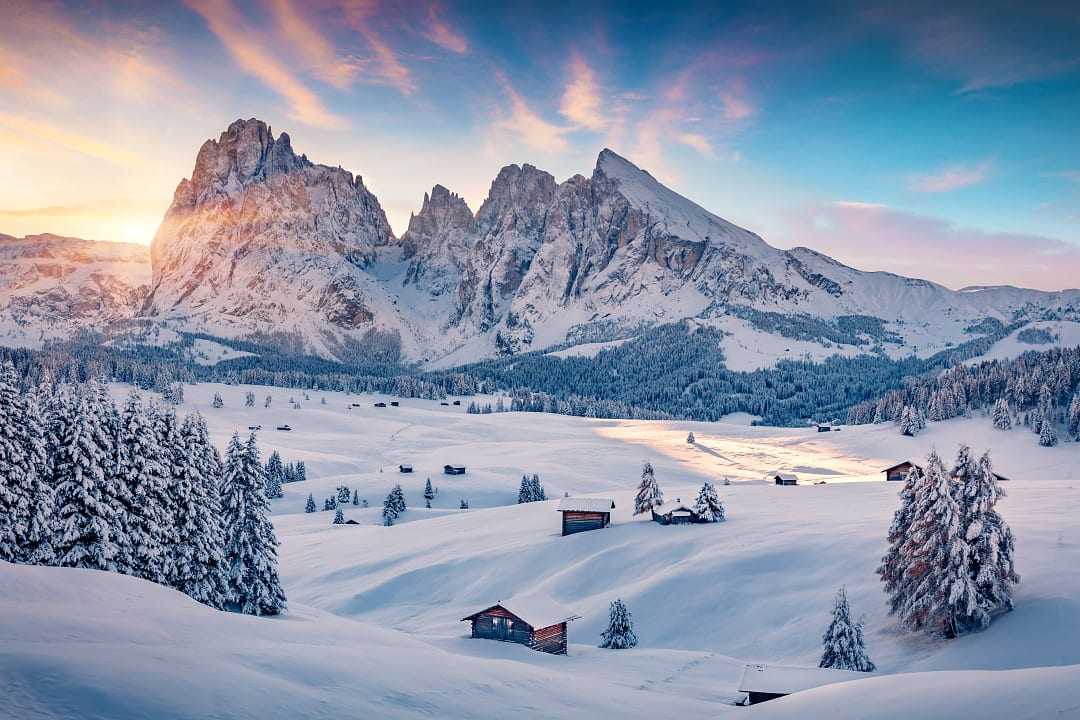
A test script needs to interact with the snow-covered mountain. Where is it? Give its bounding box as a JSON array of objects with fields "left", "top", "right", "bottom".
[
  {"left": 0, "top": 233, "right": 149, "bottom": 347},
  {"left": 7, "top": 118, "right": 1080, "bottom": 367}
]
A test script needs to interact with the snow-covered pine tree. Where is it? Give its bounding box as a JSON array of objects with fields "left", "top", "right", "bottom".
[
  {"left": 459, "top": 498, "right": 469, "bottom": 509},
  {"left": 264, "top": 395, "right": 272, "bottom": 408},
  {"left": 305, "top": 493, "right": 317, "bottom": 513},
  {"left": 517, "top": 475, "right": 533, "bottom": 503},
  {"left": 265, "top": 451, "right": 285, "bottom": 499},
  {"left": 599, "top": 598, "right": 638, "bottom": 649},
  {"left": 992, "top": 398, "right": 1012, "bottom": 430},
  {"left": 899, "top": 406, "right": 919, "bottom": 436},
  {"left": 323, "top": 496, "right": 336, "bottom": 511},
  {"left": 390, "top": 484, "right": 407, "bottom": 513},
  {"left": 382, "top": 493, "right": 398, "bottom": 526},
  {"left": 687, "top": 432, "right": 695, "bottom": 444},
  {"left": 172, "top": 413, "right": 229, "bottom": 609},
  {"left": 352, "top": 489, "right": 360, "bottom": 506},
  {"left": 0, "top": 361, "right": 52, "bottom": 564},
  {"left": 424, "top": 477, "right": 434, "bottom": 508},
  {"left": 1039, "top": 412, "right": 1058, "bottom": 447},
  {"left": 116, "top": 392, "right": 170, "bottom": 583},
  {"left": 819, "top": 587, "right": 875, "bottom": 672},
  {"left": 333, "top": 508, "right": 345, "bottom": 524},
  {"left": 295, "top": 461, "right": 306, "bottom": 482},
  {"left": 336, "top": 485, "right": 351, "bottom": 503},
  {"left": 531, "top": 473, "right": 545, "bottom": 501},
  {"left": 692, "top": 480, "right": 725, "bottom": 522},
  {"left": 212, "top": 393, "right": 224, "bottom": 409},
  {"left": 633, "top": 461, "right": 664, "bottom": 515},
  {"left": 50, "top": 386, "right": 126, "bottom": 571},
  {"left": 959, "top": 451, "right": 1020, "bottom": 631},
  {"left": 1069, "top": 392, "right": 1080, "bottom": 441},
  {"left": 898, "top": 450, "right": 977, "bottom": 637},
  {"left": 220, "top": 433, "right": 286, "bottom": 616},
  {"left": 878, "top": 463, "right": 923, "bottom": 616}
]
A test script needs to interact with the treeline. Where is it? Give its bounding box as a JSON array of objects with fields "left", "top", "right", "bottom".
[
  {"left": 0, "top": 362, "right": 286, "bottom": 616},
  {"left": 847, "top": 345, "right": 1080, "bottom": 444}
]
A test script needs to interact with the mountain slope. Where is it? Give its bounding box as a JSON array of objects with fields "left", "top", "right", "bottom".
[{"left": 0, "top": 233, "right": 149, "bottom": 347}]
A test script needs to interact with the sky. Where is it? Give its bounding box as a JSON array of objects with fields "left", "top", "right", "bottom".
[{"left": 0, "top": 0, "right": 1078, "bottom": 290}]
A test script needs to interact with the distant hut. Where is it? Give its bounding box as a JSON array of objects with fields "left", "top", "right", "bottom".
[
  {"left": 390, "top": 401, "right": 400, "bottom": 407},
  {"left": 883, "top": 460, "right": 1008, "bottom": 483},
  {"left": 399, "top": 464, "right": 413, "bottom": 474},
  {"left": 444, "top": 464, "right": 466, "bottom": 475},
  {"left": 556, "top": 498, "right": 615, "bottom": 536},
  {"left": 452, "top": 400, "right": 461, "bottom": 406},
  {"left": 815, "top": 423, "right": 833, "bottom": 432},
  {"left": 461, "top": 596, "right": 579, "bottom": 655},
  {"left": 374, "top": 402, "right": 387, "bottom": 408},
  {"left": 771, "top": 473, "right": 799, "bottom": 486},
  {"left": 738, "top": 663, "right": 872, "bottom": 705},
  {"left": 651, "top": 499, "right": 699, "bottom": 525}
]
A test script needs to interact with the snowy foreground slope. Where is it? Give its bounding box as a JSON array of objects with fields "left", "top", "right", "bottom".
[{"left": 4, "top": 382, "right": 1080, "bottom": 719}]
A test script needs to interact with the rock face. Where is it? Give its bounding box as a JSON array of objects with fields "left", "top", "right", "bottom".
[
  {"left": 143, "top": 118, "right": 403, "bottom": 358},
  {"left": 0, "top": 234, "right": 150, "bottom": 346},
  {"left": 11, "top": 119, "right": 1080, "bottom": 366}
]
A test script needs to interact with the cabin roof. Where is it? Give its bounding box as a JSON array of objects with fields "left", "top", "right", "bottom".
[
  {"left": 882, "top": 460, "right": 919, "bottom": 473},
  {"left": 557, "top": 497, "right": 615, "bottom": 513},
  {"left": 462, "top": 595, "right": 578, "bottom": 629},
  {"left": 737, "top": 663, "right": 870, "bottom": 695},
  {"left": 773, "top": 473, "right": 798, "bottom": 482},
  {"left": 444, "top": 463, "right": 465, "bottom": 469},
  {"left": 653, "top": 500, "right": 695, "bottom": 515}
]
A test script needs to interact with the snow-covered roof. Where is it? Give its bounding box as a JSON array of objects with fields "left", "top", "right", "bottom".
[
  {"left": 557, "top": 497, "right": 615, "bottom": 513},
  {"left": 773, "top": 473, "right": 799, "bottom": 482},
  {"left": 463, "top": 595, "right": 579, "bottom": 629},
  {"left": 653, "top": 500, "right": 694, "bottom": 515},
  {"left": 737, "top": 663, "right": 871, "bottom": 695}
]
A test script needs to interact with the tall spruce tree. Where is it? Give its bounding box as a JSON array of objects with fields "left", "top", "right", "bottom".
[
  {"left": 116, "top": 393, "right": 171, "bottom": 582},
  {"left": 264, "top": 451, "right": 285, "bottom": 499},
  {"left": 424, "top": 477, "right": 434, "bottom": 508},
  {"left": 517, "top": 475, "right": 533, "bottom": 504},
  {"left": 0, "top": 361, "right": 52, "bottom": 564},
  {"left": 879, "top": 464, "right": 923, "bottom": 616},
  {"left": 220, "top": 433, "right": 286, "bottom": 616},
  {"left": 959, "top": 451, "right": 1019, "bottom": 631},
  {"left": 530, "top": 473, "right": 545, "bottom": 501},
  {"left": 599, "top": 598, "right": 638, "bottom": 649},
  {"left": 819, "top": 587, "right": 875, "bottom": 672},
  {"left": 898, "top": 450, "right": 977, "bottom": 637},
  {"left": 634, "top": 461, "right": 664, "bottom": 515},
  {"left": 992, "top": 398, "right": 1012, "bottom": 430},
  {"left": 692, "top": 480, "right": 725, "bottom": 522},
  {"left": 172, "top": 413, "right": 229, "bottom": 609},
  {"left": 305, "top": 493, "right": 317, "bottom": 513}
]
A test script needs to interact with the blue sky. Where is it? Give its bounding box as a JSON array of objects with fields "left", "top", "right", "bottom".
[{"left": 0, "top": 0, "right": 1077, "bottom": 289}]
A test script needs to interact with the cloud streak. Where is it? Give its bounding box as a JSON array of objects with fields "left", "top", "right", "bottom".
[
  {"left": 907, "top": 160, "right": 993, "bottom": 193},
  {"left": 780, "top": 201, "right": 1080, "bottom": 291},
  {"left": 423, "top": 4, "right": 468, "bottom": 54},
  {"left": 560, "top": 55, "right": 606, "bottom": 131},
  {"left": 185, "top": 0, "right": 343, "bottom": 128}
]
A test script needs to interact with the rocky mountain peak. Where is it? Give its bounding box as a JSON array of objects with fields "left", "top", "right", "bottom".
[{"left": 477, "top": 163, "right": 557, "bottom": 222}]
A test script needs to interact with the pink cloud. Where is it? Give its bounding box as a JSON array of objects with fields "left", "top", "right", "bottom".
[
  {"left": 270, "top": 0, "right": 359, "bottom": 89},
  {"left": 560, "top": 55, "right": 606, "bottom": 131},
  {"left": 493, "top": 74, "right": 570, "bottom": 154},
  {"left": 336, "top": 0, "right": 417, "bottom": 95},
  {"left": 423, "top": 4, "right": 468, "bottom": 54},
  {"left": 778, "top": 201, "right": 1080, "bottom": 291},
  {"left": 907, "top": 160, "right": 993, "bottom": 193}
]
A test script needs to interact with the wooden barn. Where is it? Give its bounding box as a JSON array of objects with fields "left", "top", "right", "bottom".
[
  {"left": 461, "top": 596, "right": 579, "bottom": 655},
  {"left": 651, "top": 499, "right": 699, "bottom": 525},
  {"left": 771, "top": 472, "right": 799, "bottom": 486},
  {"left": 556, "top": 498, "right": 615, "bottom": 536},
  {"left": 444, "top": 464, "right": 466, "bottom": 475},
  {"left": 738, "top": 663, "right": 871, "bottom": 705},
  {"left": 398, "top": 464, "right": 413, "bottom": 474}
]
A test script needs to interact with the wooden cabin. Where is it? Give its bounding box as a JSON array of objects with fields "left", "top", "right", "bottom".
[
  {"left": 738, "top": 663, "right": 871, "bottom": 705},
  {"left": 398, "top": 464, "right": 413, "bottom": 474},
  {"left": 884, "top": 460, "right": 1010, "bottom": 483},
  {"left": 390, "top": 401, "right": 400, "bottom": 407},
  {"left": 651, "top": 499, "right": 699, "bottom": 525},
  {"left": 816, "top": 423, "right": 833, "bottom": 432},
  {"left": 444, "top": 464, "right": 466, "bottom": 475},
  {"left": 374, "top": 402, "right": 387, "bottom": 408},
  {"left": 461, "top": 597, "right": 578, "bottom": 655},
  {"left": 452, "top": 400, "right": 462, "bottom": 406},
  {"left": 771, "top": 473, "right": 799, "bottom": 486},
  {"left": 557, "top": 498, "right": 615, "bottom": 536}
]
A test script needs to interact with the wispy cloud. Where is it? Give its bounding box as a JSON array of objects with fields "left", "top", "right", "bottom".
[
  {"left": 423, "top": 3, "right": 468, "bottom": 54},
  {"left": 0, "top": 112, "right": 141, "bottom": 165},
  {"left": 337, "top": 0, "right": 417, "bottom": 95},
  {"left": 271, "top": 0, "right": 358, "bottom": 89},
  {"left": 907, "top": 160, "right": 993, "bottom": 193},
  {"left": 185, "top": 0, "right": 343, "bottom": 127},
  {"left": 494, "top": 75, "right": 570, "bottom": 154},
  {"left": 674, "top": 132, "right": 714, "bottom": 157},
  {"left": 560, "top": 55, "right": 606, "bottom": 131},
  {"left": 780, "top": 201, "right": 1080, "bottom": 291}
]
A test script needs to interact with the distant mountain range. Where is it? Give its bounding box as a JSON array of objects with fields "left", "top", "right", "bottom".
[{"left": 3, "top": 118, "right": 1079, "bottom": 369}]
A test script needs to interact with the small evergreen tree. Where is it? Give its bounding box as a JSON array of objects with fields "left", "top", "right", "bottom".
[
  {"left": 424, "top": 478, "right": 434, "bottom": 508},
  {"left": 531, "top": 473, "right": 545, "bottom": 501},
  {"left": 352, "top": 489, "right": 360, "bottom": 506},
  {"left": 333, "top": 508, "right": 346, "bottom": 524},
  {"left": 295, "top": 461, "right": 306, "bottom": 482},
  {"left": 0, "top": 361, "right": 52, "bottom": 564},
  {"left": 212, "top": 392, "right": 224, "bottom": 409},
  {"left": 686, "top": 431, "right": 695, "bottom": 444},
  {"left": 264, "top": 395, "right": 272, "bottom": 408},
  {"left": 692, "top": 481, "right": 725, "bottom": 522},
  {"left": 245, "top": 392, "right": 255, "bottom": 407},
  {"left": 389, "top": 484, "right": 407, "bottom": 513},
  {"left": 517, "top": 475, "right": 533, "bottom": 504},
  {"left": 324, "top": 496, "right": 337, "bottom": 511},
  {"left": 599, "top": 598, "right": 638, "bottom": 649},
  {"left": 992, "top": 398, "right": 1012, "bottom": 430},
  {"left": 337, "top": 485, "right": 351, "bottom": 503},
  {"left": 819, "top": 587, "right": 875, "bottom": 672},
  {"left": 265, "top": 451, "right": 285, "bottom": 499},
  {"left": 459, "top": 498, "right": 469, "bottom": 509},
  {"left": 633, "top": 461, "right": 664, "bottom": 515},
  {"left": 1039, "top": 413, "right": 1058, "bottom": 447},
  {"left": 305, "top": 494, "right": 317, "bottom": 513},
  {"left": 382, "top": 494, "right": 398, "bottom": 526}
]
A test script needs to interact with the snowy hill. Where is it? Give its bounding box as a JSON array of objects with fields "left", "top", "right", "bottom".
[{"left": 7, "top": 382, "right": 1080, "bottom": 719}]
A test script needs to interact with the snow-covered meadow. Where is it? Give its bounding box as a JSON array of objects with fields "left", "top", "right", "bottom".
[{"left": 4, "top": 382, "right": 1080, "bottom": 719}]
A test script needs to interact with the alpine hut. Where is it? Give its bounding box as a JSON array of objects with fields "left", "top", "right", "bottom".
[
  {"left": 651, "top": 499, "right": 699, "bottom": 525},
  {"left": 556, "top": 498, "right": 615, "bottom": 536},
  {"left": 771, "top": 472, "right": 799, "bottom": 486},
  {"left": 461, "top": 596, "right": 579, "bottom": 655},
  {"left": 444, "top": 464, "right": 466, "bottom": 475},
  {"left": 737, "top": 663, "right": 871, "bottom": 705},
  {"left": 883, "top": 460, "right": 1009, "bottom": 483},
  {"left": 398, "top": 464, "right": 413, "bottom": 474}
]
